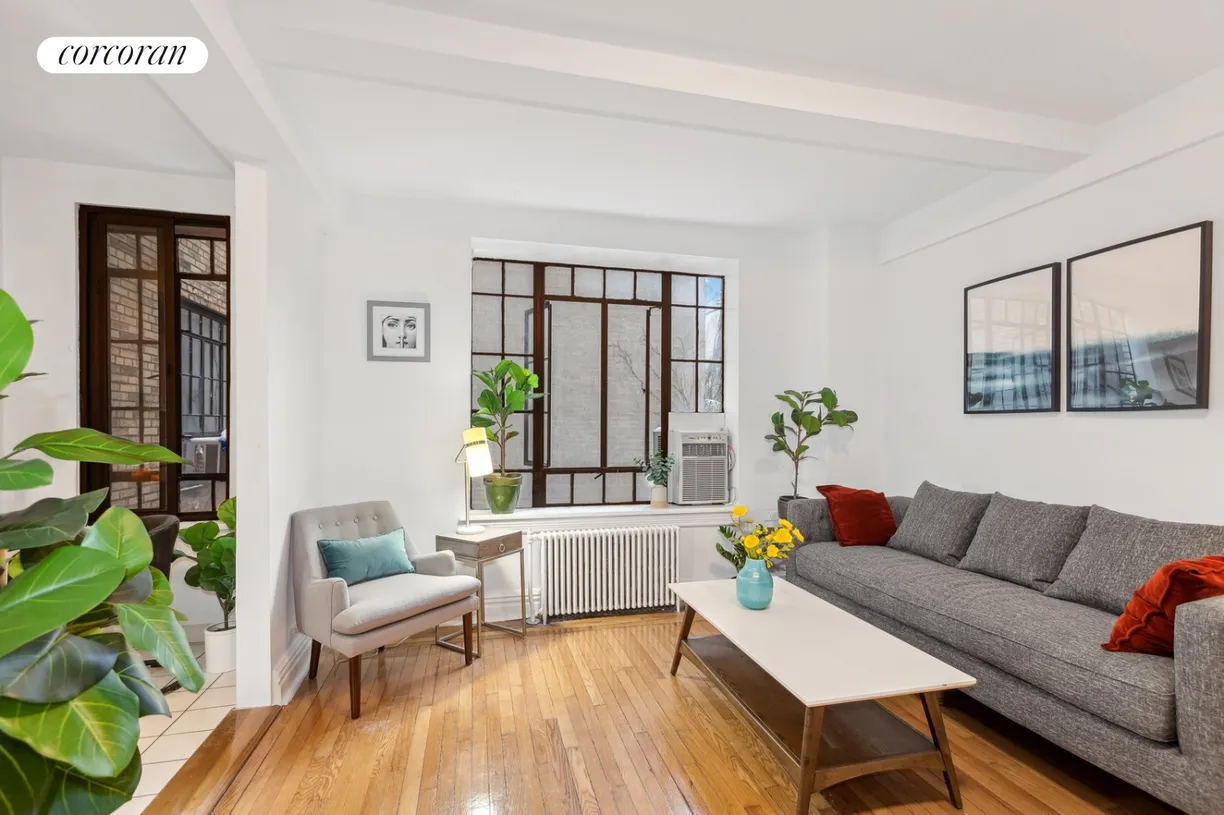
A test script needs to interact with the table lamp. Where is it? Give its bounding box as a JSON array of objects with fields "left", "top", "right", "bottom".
[{"left": 458, "top": 427, "right": 494, "bottom": 535}]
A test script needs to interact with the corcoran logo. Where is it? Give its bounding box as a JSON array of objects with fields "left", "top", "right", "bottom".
[{"left": 38, "top": 37, "right": 208, "bottom": 74}]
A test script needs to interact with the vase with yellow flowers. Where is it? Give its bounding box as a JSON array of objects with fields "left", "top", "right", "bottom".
[{"left": 716, "top": 505, "right": 802, "bottom": 609}]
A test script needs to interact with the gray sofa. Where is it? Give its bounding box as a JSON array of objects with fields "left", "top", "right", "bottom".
[{"left": 781, "top": 486, "right": 1224, "bottom": 815}]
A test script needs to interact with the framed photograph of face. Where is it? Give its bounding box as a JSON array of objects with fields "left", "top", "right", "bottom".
[
  {"left": 367, "top": 300, "right": 430, "bottom": 362},
  {"left": 1067, "top": 221, "right": 1212, "bottom": 410},
  {"left": 964, "top": 263, "right": 1061, "bottom": 414}
]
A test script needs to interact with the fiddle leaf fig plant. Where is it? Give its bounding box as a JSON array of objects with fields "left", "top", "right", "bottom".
[
  {"left": 766, "top": 388, "right": 859, "bottom": 498},
  {"left": 176, "top": 497, "right": 237, "bottom": 630},
  {"left": 0, "top": 288, "right": 201, "bottom": 815},
  {"left": 471, "top": 360, "right": 543, "bottom": 475}
]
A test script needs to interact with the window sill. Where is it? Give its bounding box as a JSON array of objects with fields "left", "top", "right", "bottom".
[{"left": 467, "top": 503, "right": 733, "bottom": 531}]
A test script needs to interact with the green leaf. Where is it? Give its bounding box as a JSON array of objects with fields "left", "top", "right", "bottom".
[
  {"left": 144, "top": 568, "right": 173, "bottom": 606},
  {"left": 0, "top": 671, "right": 139, "bottom": 778},
  {"left": 13, "top": 429, "right": 187, "bottom": 466},
  {"left": 43, "top": 747, "right": 142, "bottom": 815},
  {"left": 183, "top": 563, "right": 201, "bottom": 588},
  {"left": 769, "top": 411, "right": 784, "bottom": 428},
  {"left": 795, "top": 444, "right": 810, "bottom": 456},
  {"left": 0, "top": 732, "right": 54, "bottom": 815},
  {"left": 771, "top": 441, "right": 787, "bottom": 452},
  {"left": 217, "top": 496, "right": 237, "bottom": 530},
  {"left": 492, "top": 359, "right": 513, "bottom": 381},
  {"left": 819, "top": 387, "right": 838, "bottom": 409},
  {"left": 774, "top": 393, "right": 798, "bottom": 410},
  {"left": 179, "top": 522, "right": 219, "bottom": 553},
  {"left": 476, "top": 388, "right": 500, "bottom": 416},
  {"left": 799, "top": 412, "right": 821, "bottom": 434},
  {"left": 472, "top": 370, "right": 496, "bottom": 391},
  {"left": 825, "top": 409, "right": 857, "bottom": 428},
  {"left": 212, "top": 536, "right": 236, "bottom": 577},
  {"left": 506, "top": 389, "right": 526, "bottom": 412},
  {"left": 0, "top": 489, "right": 108, "bottom": 552},
  {"left": 0, "top": 547, "right": 125, "bottom": 659},
  {"left": 65, "top": 605, "right": 118, "bottom": 638},
  {"left": 469, "top": 414, "right": 494, "bottom": 428},
  {"left": 105, "top": 569, "right": 152, "bottom": 606},
  {"left": 81, "top": 507, "right": 152, "bottom": 580},
  {"left": 0, "top": 627, "right": 118, "bottom": 704},
  {"left": 89, "top": 633, "right": 170, "bottom": 719},
  {"left": 0, "top": 458, "right": 54, "bottom": 491},
  {"left": 0, "top": 290, "right": 35, "bottom": 394},
  {"left": 116, "top": 604, "right": 204, "bottom": 693}
]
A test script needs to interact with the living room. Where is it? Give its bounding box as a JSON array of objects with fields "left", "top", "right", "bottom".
[{"left": 2, "top": 1, "right": 1223, "bottom": 814}]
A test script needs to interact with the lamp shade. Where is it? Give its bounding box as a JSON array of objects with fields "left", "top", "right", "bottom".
[{"left": 462, "top": 427, "right": 494, "bottom": 478}]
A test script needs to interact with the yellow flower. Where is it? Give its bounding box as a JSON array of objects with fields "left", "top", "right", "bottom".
[
  {"left": 778, "top": 518, "right": 793, "bottom": 530},
  {"left": 731, "top": 505, "right": 748, "bottom": 518},
  {"left": 794, "top": 529, "right": 805, "bottom": 543},
  {"left": 774, "top": 528, "right": 793, "bottom": 544},
  {"left": 766, "top": 544, "right": 780, "bottom": 558},
  {"left": 742, "top": 534, "right": 760, "bottom": 549}
]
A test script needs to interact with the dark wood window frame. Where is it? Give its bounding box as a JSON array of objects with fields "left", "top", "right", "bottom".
[
  {"left": 472, "top": 258, "right": 725, "bottom": 508},
  {"left": 79, "top": 205, "right": 231, "bottom": 521}
]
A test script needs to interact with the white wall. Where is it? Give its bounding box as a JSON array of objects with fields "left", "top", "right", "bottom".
[
  {"left": 312, "top": 195, "right": 837, "bottom": 608},
  {"left": 0, "top": 156, "right": 234, "bottom": 627},
  {"left": 874, "top": 135, "right": 1224, "bottom": 523}
]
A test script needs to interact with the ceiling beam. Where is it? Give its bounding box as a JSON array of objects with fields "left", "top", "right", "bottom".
[{"left": 239, "top": 0, "right": 1094, "bottom": 173}]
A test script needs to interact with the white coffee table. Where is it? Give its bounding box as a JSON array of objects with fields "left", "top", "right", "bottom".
[{"left": 669, "top": 579, "right": 976, "bottom": 814}]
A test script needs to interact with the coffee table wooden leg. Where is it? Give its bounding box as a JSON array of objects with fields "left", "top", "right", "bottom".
[
  {"left": 795, "top": 705, "right": 825, "bottom": 815},
  {"left": 669, "top": 605, "right": 696, "bottom": 676},
  {"left": 921, "top": 691, "right": 963, "bottom": 809}
]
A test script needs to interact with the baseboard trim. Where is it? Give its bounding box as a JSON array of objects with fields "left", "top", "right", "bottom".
[{"left": 274, "top": 631, "right": 311, "bottom": 706}]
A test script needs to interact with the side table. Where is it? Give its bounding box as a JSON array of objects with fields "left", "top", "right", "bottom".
[{"left": 434, "top": 528, "right": 527, "bottom": 658}]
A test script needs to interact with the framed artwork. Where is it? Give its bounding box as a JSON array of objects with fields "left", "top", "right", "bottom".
[
  {"left": 367, "top": 300, "right": 430, "bottom": 362},
  {"left": 964, "top": 263, "right": 1061, "bottom": 414},
  {"left": 1067, "top": 222, "right": 1212, "bottom": 410}
]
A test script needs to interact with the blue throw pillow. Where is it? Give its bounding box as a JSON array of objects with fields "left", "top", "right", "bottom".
[{"left": 317, "top": 528, "right": 415, "bottom": 586}]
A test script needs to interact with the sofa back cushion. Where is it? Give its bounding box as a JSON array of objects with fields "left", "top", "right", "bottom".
[
  {"left": 783, "top": 495, "right": 911, "bottom": 544},
  {"left": 1047, "top": 506, "right": 1224, "bottom": 614},
  {"left": 816, "top": 484, "right": 897, "bottom": 546},
  {"left": 1103, "top": 556, "right": 1224, "bottom": 656},
  {"left": 887, "top": 481, "right": 992, "bottom": 566},
  {"left": 957, "top": 493, "right": 1089, "bottom": 590}
]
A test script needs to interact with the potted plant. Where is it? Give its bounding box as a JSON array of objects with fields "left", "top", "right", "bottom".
[
  {"left": 177, "top": 497, "right": 237, "bottom": 673},
  {"left": 0, "top": 289, "right": 202, "bottom": 815},
  {"left": 765, "top": 388, "right": 858, "bottom": 518},
  {"left": 715, "top": 506, "right": 801, "bottom": 609},
  {"left": 471, "top": 360, "right": 543, "bottom": 513},
  {"left": 636, "top": 448, "right": 674, "bottom": 508}
]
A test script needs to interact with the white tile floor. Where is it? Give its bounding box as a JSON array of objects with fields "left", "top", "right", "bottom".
[{"left": 113, "top": 653, "right": 237, "bottom": 815}]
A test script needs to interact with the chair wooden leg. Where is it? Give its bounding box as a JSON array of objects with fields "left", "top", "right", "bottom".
[
  {"left": 349, "top": 654, "right": 361, "bottom": 719},
  {"left": 308, "top": 641, "right": 321, "bottom": 679},
  {"left": 462, "top": 612, "right": 474, "bottom": 667}
]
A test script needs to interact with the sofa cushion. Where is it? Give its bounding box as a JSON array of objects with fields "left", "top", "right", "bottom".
[
  {"left": 816, "top": 484, "right": 897, "bottom": 546},
  {"left": 793, "top": 542, "right": 1176, "bottom": 742},
  {"left": 332, "top": 573, "right": 480, "bottom": 635},
  {"left": 887, "top": 481, "right": 992, "bottom": 566},
  {"left": 1047, "top": 506, "right": 1224, "bottom": 615},
  {"left": 317, "top": 527, "right": 415, "bottom": 586},
  {"left": 785, "top": 496, "right": 910, "bottom": 544},
  {"left": 957, "top": 494, "right": 1089, "bottom": 590},
  {"left": 1104, "top": 556, "right": 1224, "bottom": 656}
]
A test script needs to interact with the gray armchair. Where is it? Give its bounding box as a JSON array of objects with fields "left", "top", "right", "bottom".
[{"left": 290, "top": 501, "right": 480, "bottom": 718}]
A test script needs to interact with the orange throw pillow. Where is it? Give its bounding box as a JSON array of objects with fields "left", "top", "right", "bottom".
[
  {"left": 816, "top": 485, "right": 897, "bottom": 547},
  {"left": 1103, "top": 556, "right": 1224, "bottom": 656}
]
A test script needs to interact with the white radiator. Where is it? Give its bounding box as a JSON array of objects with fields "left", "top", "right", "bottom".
[{"left": 535, "top": 525, "right": 680, "bottom": 623}]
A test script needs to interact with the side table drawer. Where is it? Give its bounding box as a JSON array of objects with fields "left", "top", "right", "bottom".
[{"left": 437, "top": 530, "right": 523, "bottom": 560}]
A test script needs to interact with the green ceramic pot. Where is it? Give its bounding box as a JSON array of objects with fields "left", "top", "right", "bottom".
[{"left": 483, "top": 473, "right": 522, "bottom": 514}]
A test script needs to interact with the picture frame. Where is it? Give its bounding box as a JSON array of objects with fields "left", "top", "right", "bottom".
[
  {"left": 367, "top": 300, "right": 430, "bottom": 362},
  {"left": 1066, "top": 222, "right": 1212, "bottom": 411},
  {"left": 964, "top": 263, "right": 1061, "bottom": 414}
]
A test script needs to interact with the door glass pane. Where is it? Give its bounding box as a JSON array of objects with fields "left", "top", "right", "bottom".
[
  {"left": 671, "top": 362, "right": 697, "bottom": 413},
  {"left": 545, "top": 266, "right": 571, "bottom": 296},
  {"left": 179, "top": 479, "right": 212, "bottom": 514},
  {"left": 636, "top": 272, "right": 662, "bottom": 302},
  {"left": 699, "top": 363, "right": 723, "bottom": 413},
  {"left": 177, "top": 238, "right": 210, "bottom": 275},
  {"left": 504, "top": 263, "right": 533, "bottom": 295},
  {"left": 214, "top": 241, "right": 227, "bottom": 276},
  {"left": 107, "top": 230, "right": 137, "bottom": 269},
  {"left": 472, "top": 295, "right": 502, "bottom": 353},
  {"left": 472, "top": 260, "right": 501, "bottom": 293},
  {"left": 699, "top": 276, "right": 723, "bottom": 307},
  {"left": 671, "top": 306, "right": 697, "bottom": 360},
  {"left": 574, "top": 268, "right": 603, "bottom": 298},
  {"left": 606, "top": 270, "right": 633, "bottom": 299},
  {"left": 141, "top": 280, "right": 159, "bottom": 341},
  {"left": 109, "top": 279, "right": 139, "bottom": 340},
  {"left": 672, "top": 274, "right": 697, "bottom": 305},
  {"left": 699, "top": 309, "right": 722, "bottom": 361},
  {"left": 109, "top": 344, "right": 139, "bottom": 407}
]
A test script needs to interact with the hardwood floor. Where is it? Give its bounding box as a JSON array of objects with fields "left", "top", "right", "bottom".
[{"left": 188, "top": 613, "right": 1181, "bottom": 815}]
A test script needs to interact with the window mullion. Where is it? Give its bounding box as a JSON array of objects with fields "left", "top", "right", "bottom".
[
  {"left": 660, "top": 274, "right": 673, "bottom": 455},
  {"left": 531, "top": 264, "right": 546, "bottom": 507}
]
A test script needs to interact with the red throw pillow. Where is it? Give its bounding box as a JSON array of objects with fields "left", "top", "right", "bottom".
[
  {"left": 816, "top": 485, "right": 897, "bottom": 547},
  {"left": 1103, "top": 556, "right": 1224, "bottom": 656}
]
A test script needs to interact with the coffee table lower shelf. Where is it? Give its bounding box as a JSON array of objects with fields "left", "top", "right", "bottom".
[{"left": 673, "top": 631, "right": 963, "bottom": 814}]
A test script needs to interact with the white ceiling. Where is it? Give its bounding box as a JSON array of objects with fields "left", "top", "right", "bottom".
[
  {"left": 0, "top": 0, "right": 229, "bottom": 177},
  {"left": 383, "top": 0, "right": 1224, "bottom": 124},
  {"left": 4, "top": 0, "right": 1224, "bottom": 229}
]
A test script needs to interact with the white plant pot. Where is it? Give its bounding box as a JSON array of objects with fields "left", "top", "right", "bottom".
[
  {"left": 204, "top": 623, "right": 237, "bottom": 674},
  {"left": 650, "top": 484, "right": 669, "bottom": 509}
]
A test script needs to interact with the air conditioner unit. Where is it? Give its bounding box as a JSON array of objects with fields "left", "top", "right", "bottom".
[{"left": 668, "top": 429, "right": 730, "bottom": 505}]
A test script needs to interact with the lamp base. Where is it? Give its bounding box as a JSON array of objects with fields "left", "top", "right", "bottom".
[{"left": 455, "top": 523, "right": 486, "bottom": 536}]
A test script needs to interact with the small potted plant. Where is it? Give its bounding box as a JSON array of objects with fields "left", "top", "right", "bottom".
[
  {"left": 715, "top": 506, "right": 802, "bottom": 609},
  {"left": 637, "top": 448, "right": 674, "bottom": 508},
  {"left": 766, "top": 388, "right": 858, "bottom": 518},
  {"left": 471, "top": 360, "right": 544, "bottom": 513},
  {"left": 177, "top": 497, "right": 237, "bottom": 673}
]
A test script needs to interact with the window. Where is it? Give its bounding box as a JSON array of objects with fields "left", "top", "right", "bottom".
[
  {"left": 471, "top": 259, "right": 724, "bottom": 507},
  {"left": 79, "top": 206, "right": 230, "bottom": 520}
]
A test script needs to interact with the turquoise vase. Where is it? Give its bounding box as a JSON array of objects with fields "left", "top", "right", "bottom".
[{"left": 736, "top": 559, "right": 773, "bottom": 610}]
